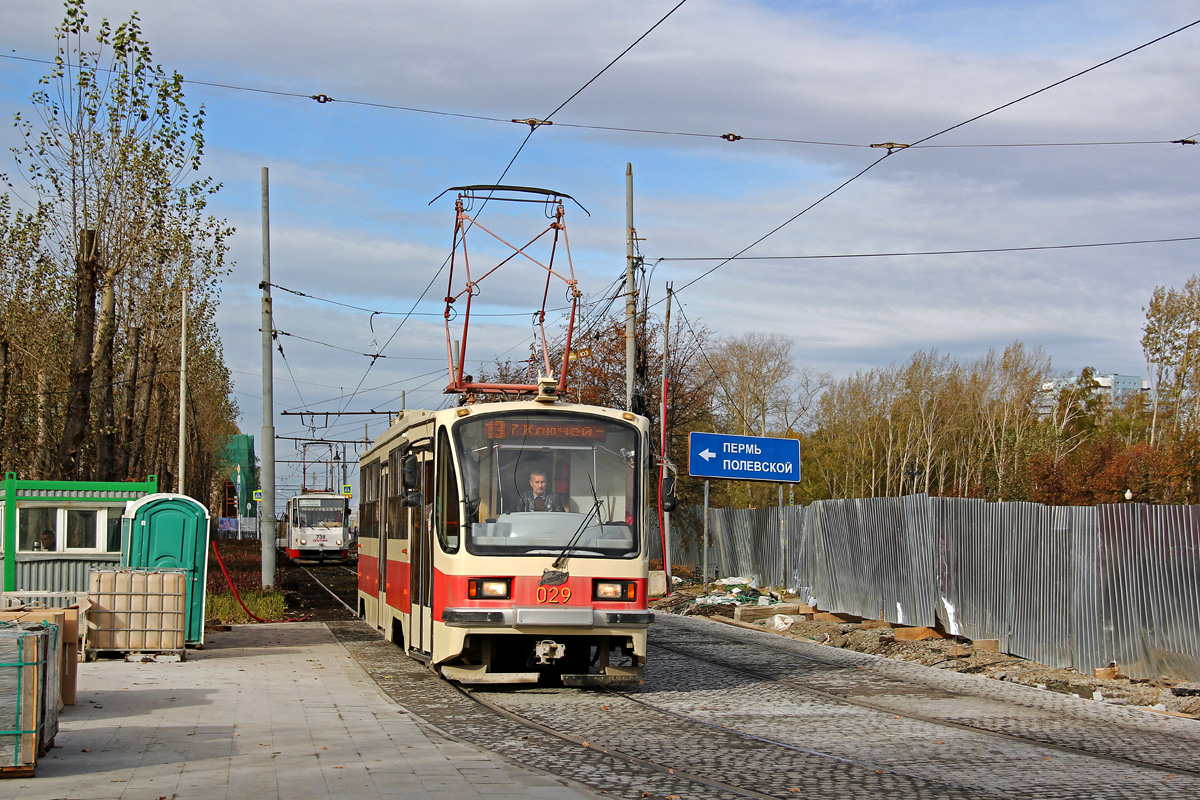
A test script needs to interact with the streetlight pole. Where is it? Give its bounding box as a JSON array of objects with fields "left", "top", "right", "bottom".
[{"left": 260, "top": 167, "right": 277, "bottom": 588}]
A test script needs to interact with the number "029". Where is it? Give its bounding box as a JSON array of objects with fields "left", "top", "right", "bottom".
[{"left": 536, "top": 585, "right": 572, "bottom": 604}]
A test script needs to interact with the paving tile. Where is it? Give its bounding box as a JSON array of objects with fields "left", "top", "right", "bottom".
[{"left": 0, "top": 622, "right": 602, "bottom": 800}]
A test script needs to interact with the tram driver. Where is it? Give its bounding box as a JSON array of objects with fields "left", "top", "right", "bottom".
[{"left": 519, "top": 468, "right": 564, "bottom": 512}]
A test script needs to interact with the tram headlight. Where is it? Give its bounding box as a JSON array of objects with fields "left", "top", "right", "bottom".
[
  {"left": 299, "top": 538, "right": 307, "bottom": 545},
  {"left": 335, "top": 538, "right": 343, "bottom": 546},
  {"left": 593, "top": 580, "right": 637, "bottom": 601},
  {"left": 468, "top": 578, "right": 511, "bottom": 599}
]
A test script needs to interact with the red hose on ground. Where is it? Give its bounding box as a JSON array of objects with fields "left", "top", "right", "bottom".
[{"left": 210, "top": 539, "right": 309, "bottom": 623}]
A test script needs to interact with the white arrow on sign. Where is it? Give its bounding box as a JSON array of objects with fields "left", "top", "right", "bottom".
[{"left": 700, "top": 448, "right": 716, "bottom": 461}]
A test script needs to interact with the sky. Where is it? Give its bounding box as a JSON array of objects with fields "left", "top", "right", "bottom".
[{"left": 2, "top": 0, "right": 1199, "bottom": 505}]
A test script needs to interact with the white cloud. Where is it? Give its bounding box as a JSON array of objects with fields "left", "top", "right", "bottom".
[{"left": 3, "top": 0, "right": 1198, "bottom": 479}]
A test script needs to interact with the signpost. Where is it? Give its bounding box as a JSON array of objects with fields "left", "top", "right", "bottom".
[
  {"left": 689, "top": 431, "right": 801, "bottom": 593},
  {"left": 688, "top": 432, "right": 801, "bottom": 483}
]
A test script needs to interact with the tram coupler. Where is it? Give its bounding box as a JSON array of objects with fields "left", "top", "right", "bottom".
[{"left": 533, "top": 639, "right": 566, "bottom": 665}]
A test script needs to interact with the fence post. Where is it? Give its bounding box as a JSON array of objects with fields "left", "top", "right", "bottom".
[
  {"left": 703, "top": 480, "right": 710, "bottom": 593},
  {"left": 779, "top": 484, "right": 786, "bottom": 588}
]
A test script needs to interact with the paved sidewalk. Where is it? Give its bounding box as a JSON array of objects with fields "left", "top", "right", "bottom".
[{"left": 2, "top": 622, "right": 604, "bottom": 800}]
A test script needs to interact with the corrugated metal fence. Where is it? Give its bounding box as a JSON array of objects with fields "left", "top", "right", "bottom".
[{"left": 652, "top": 496, "right": 1200, "bottom": 682}]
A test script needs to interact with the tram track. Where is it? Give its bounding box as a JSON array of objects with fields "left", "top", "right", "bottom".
[
  {"left": 461, "top": 679, "right": 984, "bottom": 800},
  {"left": 463, "top": 615, "right": 1200, "bottom": 799},
  {"left": 648, "top": 614, "right": 1200, "bottom": 781},
  {"left": 317, "top": 569, "right": 1199, "bottom": 798},
  {"left": 459, "top": 683, "right": 784, "bottom": 800}
]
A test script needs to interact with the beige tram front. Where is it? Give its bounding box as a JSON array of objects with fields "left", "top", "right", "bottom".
[{"left": 358, "top": 401, "right": 653, "bottom": 685}]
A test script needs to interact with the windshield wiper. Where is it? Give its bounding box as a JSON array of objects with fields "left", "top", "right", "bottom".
[{"left": 538, "top": 474, "right": 603, "bottom": 586}]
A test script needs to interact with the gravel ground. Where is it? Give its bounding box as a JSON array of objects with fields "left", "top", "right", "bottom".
[{"left": 651, "top": 587, "right": 1200, "bottom": 718}]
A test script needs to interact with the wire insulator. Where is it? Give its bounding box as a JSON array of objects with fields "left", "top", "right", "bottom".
[
  {"left": 513, "top": 118, "right": 552, "bottom": 130},
  {"left": 311, "top": 94, "right": 334, "bottom": 104},
  {"left": 721, "top": 132, "right": 742, "bottom": 142}
]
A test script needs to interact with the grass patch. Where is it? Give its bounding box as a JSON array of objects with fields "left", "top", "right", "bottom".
[
  {"left": 207, "top": 589, "right": 287, "bottom": 623},
  {"left": 207, "top": 538, "right": 286, "bottom": 623}
]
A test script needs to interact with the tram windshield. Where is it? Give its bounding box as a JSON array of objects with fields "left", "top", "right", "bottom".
[
  {"left": 294, "top": 497, "right": 346, "bottom": 528},
  {"left": 453, "top": 411, "right": 641, "bottom": 558}
]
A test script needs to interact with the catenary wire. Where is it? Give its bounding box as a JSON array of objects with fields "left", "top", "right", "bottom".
[
  {"left": 656, "top": 235, "right": 1200, "bottom": 263},
  {"left": 332, "top": 5, "right": 688, "bottom": 415},
  {"left": 1, "top": 51, "right": 1189, "bottom": 152},
  {"left": 652, "top": 16, "right": 1200, "bottom": 306}
]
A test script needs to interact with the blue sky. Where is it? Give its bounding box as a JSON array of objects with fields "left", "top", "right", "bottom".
[{"left": 3, "top": 0, "right": 1199, "bottom": 503}]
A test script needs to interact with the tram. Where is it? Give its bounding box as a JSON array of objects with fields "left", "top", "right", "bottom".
[
  {"left": 356, "top": 185, "right": 660, "bottom": 684},
  {"left": 357, "top": 392, "right": 653, "bottom": 684},
  {"left": 281, "top": 491, "right": 352, "bottom": 562}
]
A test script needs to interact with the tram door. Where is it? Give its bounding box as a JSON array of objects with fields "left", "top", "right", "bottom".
[
  {"left": 408, "top": 443, "right": 434, "bottom": 657},
  {"left": 377, "top": 462, "right": 389, "bottom": 624},
  {"left": 359, "top": 459, "right": 382, "bottom": 628}
]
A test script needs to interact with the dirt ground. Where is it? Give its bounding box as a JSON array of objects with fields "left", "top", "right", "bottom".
[
  {"left": 276, "top": 557, "right": 359, "bottom": 622},
  {"left": 650, "top": 586, "right": 1200, "bottom": 719}
]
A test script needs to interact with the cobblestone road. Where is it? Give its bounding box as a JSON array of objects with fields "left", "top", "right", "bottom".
[{"left": 329, "top": 613, "right": 1200, "bottom": 799}]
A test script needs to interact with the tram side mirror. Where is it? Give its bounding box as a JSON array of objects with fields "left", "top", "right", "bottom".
[
  {"left": 661, "top": 474, "right": 677, "bottom": 513},
  {"left": 402, "top": 453, "right": 419, "bottom": 490},
  {"left": 401, "top": 490, "right": 423, "bottom": 508}
]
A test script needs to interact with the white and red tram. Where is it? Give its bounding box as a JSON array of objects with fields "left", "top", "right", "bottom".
[
  {"left": 356, "top": 395, "right": 654, "bottom": 685},
  {"left": 281, "top": 491, "right": 351, "bottom": 561}
]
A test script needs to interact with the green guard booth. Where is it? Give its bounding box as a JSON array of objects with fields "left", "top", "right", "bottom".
[{"left": 121, "top": 494, "right": 210, "bottom": 646}]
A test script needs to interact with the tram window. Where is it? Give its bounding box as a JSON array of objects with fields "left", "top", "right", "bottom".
[
  {"left": 294, "top": 498, "right": 344, "bottom": 527},
  {"left": 387, "top": 450, "right": 405, "bottom": 540},
  {"left": 435, "top": 429, "right": 461, "bottom": 553},
  {"left": 360, "top": 460, "right": 380, "bottom": 539},
  {"left": 452, "top": 411, "right": 640, "bottom": 559}
]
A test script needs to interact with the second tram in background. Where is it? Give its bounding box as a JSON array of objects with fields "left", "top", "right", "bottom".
[{"left": 281, "top": 491, "right": 352, "bottom": 562}]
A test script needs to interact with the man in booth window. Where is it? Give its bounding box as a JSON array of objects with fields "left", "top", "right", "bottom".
[{"left": 519, "top": 469, "right": 564, "bottom": 512}]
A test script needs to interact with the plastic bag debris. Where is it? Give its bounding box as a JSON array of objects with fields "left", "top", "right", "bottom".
[
  {"left": 769, "top": 614, "right": 797, "bottom": 631},
  {"left": 694, "top": 594, "right": 740, "bottom": 605}
]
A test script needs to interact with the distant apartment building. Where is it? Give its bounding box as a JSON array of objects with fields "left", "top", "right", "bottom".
[{"left": 1035, "top": 372, "right": 1149, "bottom": 416}]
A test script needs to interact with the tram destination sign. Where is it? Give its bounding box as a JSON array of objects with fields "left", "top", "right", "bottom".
[{"left": 688, "top": 431, "right": 801, "bottom": 483}]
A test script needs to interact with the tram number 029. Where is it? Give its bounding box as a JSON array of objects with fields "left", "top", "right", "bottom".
[{"left": 536, "top": 585, "right": 572, "bottom": 604}]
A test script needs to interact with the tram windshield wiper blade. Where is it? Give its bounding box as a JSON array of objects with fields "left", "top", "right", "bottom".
[{"left": 538, "top": 474, "right": 603, "bottom": 586}]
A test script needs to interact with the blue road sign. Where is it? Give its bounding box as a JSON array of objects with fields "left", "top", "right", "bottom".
[{"left": 688, "top": 431, "right": 801, "bottom": 483}]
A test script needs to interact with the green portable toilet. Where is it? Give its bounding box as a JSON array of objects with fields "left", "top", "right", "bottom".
[{"left": 121, "top": 494, "right": 210, "bottom": 646}]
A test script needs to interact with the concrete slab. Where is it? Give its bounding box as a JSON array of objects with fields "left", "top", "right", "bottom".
[{"left": 0, "top": 622, "right": 602, "bottom": 800}]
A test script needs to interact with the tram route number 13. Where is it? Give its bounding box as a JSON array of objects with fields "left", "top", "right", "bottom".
[{"left": 536, "top": 585, "right": 572, "bottom": 604}]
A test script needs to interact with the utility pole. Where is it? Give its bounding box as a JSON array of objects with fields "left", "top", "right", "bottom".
[
  {"left": 625, "top": 163, "right": 636, "bottom": 411},
  {"left": 660, "top": 282, "right": 673, "bottom": 591},
  {"left": 260, "top": 167, "right": 277, "bottom": 589},
  {"left": 177, "top": 288, "right": 187, "bottom": 492}
]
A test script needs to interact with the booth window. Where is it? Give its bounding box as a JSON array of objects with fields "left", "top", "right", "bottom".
[
  {"left": 107, "top": 514, "right": 122, "bottom": 551},
  {"left": 17, "top": 506, "right": 122, "bottom": 553},
  {"left": 66, "top": 509, "right": 98, "bottom": 549},
  {"left": 18, "top": 507, "right": 57, "bottom": 551}
]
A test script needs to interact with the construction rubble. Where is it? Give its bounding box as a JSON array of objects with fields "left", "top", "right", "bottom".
[{"left": 651, "top": 570, "right": 1200, "bottom": 719}]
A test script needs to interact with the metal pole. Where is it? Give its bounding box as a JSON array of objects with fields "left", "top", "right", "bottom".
[
  {"left": 703, "top": 479, "right": 710, "bottom": 594},
  {"left": 261, "top": 167, "right": 277, "bottom": 589},
  {"left": 660, "top": 282, "right": 673, "bottom": 592},
  {"left": 778, "top": 484, "right": 785, "bottom": 590},
  {"left": 625, "top": 163, "right": 636, "bottom": 411},
  {"left": 177, "top": 289, "right": 187, "bottom": 492}
]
